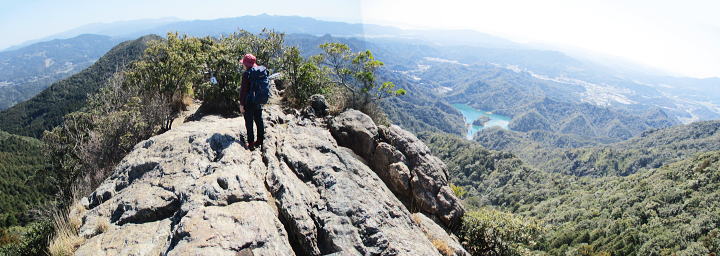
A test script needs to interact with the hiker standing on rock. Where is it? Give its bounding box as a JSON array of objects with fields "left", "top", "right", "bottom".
[{"left": 239, "top": 54, "right": 270, "bottom": 150}]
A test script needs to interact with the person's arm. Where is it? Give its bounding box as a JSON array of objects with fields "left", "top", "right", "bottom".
[{"left": 239, "top": 71, "right": 250, "bottom": 107}]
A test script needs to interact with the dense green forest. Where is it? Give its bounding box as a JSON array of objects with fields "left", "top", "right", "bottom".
[
  {"left": 0, "top": 131, "right": 52, "bottom": 228},
  {"left": 477, "top": 120, "right": 720, "bottom": 177},
  {"left": 0, "top": 35, "right": 158, "bottom": 138},
  {"left": 422, "top": 132, "right": 720, "bottom": 255}
]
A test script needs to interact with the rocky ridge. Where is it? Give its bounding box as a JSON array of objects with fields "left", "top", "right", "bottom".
[{"left": 72, "top": 101, "right": 467, "bottom": 255}]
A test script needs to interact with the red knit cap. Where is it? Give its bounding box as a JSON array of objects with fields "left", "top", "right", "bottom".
[{"left": 242, "top": 54, "right": 257, "bottom": 68}]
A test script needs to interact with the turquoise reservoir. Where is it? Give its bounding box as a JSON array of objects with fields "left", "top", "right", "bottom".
[{"left": 451, "top": 103, "right": 511, "bottom": 139}]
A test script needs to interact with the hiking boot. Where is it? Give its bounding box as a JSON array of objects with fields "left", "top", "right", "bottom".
[{"left": 246, "top": 141, "right": 256, "bottom": 150}]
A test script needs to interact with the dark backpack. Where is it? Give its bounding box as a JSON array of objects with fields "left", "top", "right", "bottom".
[{"left": 246, "top": 66, "right": 270, "bottom": 105}]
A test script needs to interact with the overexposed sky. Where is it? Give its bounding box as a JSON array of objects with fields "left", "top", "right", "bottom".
[
  {"left": 1, "top": 0, "right": 718, "bottom": 78},
  {"left": 361, "top": 0, "right": 720, "bottom": 78}
]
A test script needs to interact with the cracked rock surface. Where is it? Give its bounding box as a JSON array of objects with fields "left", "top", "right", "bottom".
[{"left": 75, "top": 104, "right": 466, "bottom": 256}]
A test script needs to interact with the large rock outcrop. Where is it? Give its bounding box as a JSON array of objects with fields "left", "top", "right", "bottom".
[
  {"left": 74, "top": 104, "right": 467, "bottom": 255},
  {"left": 329, "top": 110, "right": 465, "bottom": 228}
]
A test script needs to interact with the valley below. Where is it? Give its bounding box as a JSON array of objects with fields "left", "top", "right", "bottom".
[{"left": 0, "top": 14, "right": 719, "bottom": 256}]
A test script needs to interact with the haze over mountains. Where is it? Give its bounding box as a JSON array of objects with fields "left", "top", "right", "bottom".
[
  {"left": 2, "top": 14, "right": 718, "bottom": 122},
  {"left": 1, "top": 13, "right": 720, "bottom": 255},
  {"left": 0, "top": 35, "right": 120, "bottom": 109}
]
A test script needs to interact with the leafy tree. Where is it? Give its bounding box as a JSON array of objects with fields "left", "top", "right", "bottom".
[
  {"left": 195, "top": 36, "right": 243, "bottom": 113},
  {"left": 195, "top": 29, "right": 286, "bottom": 113},
  {"left": 282, "top": 46, "right": 331, "bottom": 107},
  {"left": 126, "top": 32, "right": 204, "bottom": 130},
  {"left": 236, "top": 29, "right": 285, "bottom": 71},
  {"left": 43, "top": 72, "right": 171, "bottom": 201},
  {"left": 315, "top": 42, "right": 405, "bottom": 113}
]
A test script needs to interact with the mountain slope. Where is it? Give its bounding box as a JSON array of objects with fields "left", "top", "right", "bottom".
[
  {"left": 422, "top": 132, "right": 720, "bottom": 255},
  {"left": 285, "top": 33, "right": 466, "bottom": 135},
  {"left": 0, "top": 34, "right": 118, "bottom": 110},
  {"left": 0, "top": 35, "right": 159, "bottom": 138},
  {"left": 71, "top": 107, "right": 467, "bottom": 255},
  {"left": 0, "top": 131, "right": 51, "bottom": 228},
  {"left": 433, "top": 62, "right": 677, "bottom": 141},
  {"left": 9, "top": 14, "right": 718, "bottom": 122},
  {"left": 527, "top": 151, "right": 720, "bottom": 255},
  {"left": 477, "top": 120, "right": 720, "bottom": 177}
]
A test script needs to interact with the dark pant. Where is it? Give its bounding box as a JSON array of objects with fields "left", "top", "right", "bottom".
[{"left": 244, "top": 103, "right": 264, "bottom": 144}]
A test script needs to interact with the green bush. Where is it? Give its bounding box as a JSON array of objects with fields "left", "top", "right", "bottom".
[
  {"left": 126, "top": 32, "right": 204, "bottom": 128},
  {"left": 196, "top": 29, "right": 285, "bottom": 113},
  {"left": 450, "top": 183, "right": 467, "bottom": 199},
  {"left": 0, "top": 221, "right": 53, "bottom": 256},
  {"left": 282, "top": 46, "right": 331, "bottom": 108},
  {"left": 43, "top": 72, "right": 170, "bottom": 201},
  {"left": 460, "top": 208, "right": 544, "bottom": 256},
  {"left": 314, "top": 42, "right": 405, "bottom": 121}
]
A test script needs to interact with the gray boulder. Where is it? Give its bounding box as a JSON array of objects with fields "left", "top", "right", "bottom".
[
  {"left": 328, "top": 109, "right": 379, "bottom": 158},
  {"left": 329, "top": 110, "right": 465, "bottom": 228}
]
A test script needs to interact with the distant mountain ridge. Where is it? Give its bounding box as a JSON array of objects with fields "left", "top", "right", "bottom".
[
  {"left": 5, "top": 14, "right": 718, "bottom": 122},
  {"left": 0, "top": 34, "right": 119, "bottom": 109},
  {"left": 0, "top": 35, "right": 158, "bottom": 137},
  {"left": 1, "top": 18, "right": 179, "bottom": 52}
]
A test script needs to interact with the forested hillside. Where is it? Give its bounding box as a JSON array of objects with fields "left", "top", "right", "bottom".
[
  {"left": 477, "top": 120, "right": 720, "bottom": 177},
  {"left": 0, "top": 35, "right": 158, "bottom": 138},
  {"left": 423, "top": 132, "right": 720, "bottom": 255},
  {"left": 0, "top": 35, "right": 118, "bottom": 110},
  {"left": 433, "top": 63, "right": 677, "bottom": 141},
  {"left": 0, "top": 131, "right": 51, "bottom": 228}
]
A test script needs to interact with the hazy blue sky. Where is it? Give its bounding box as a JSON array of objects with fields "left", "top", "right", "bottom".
[{"left": 1, "top": 0, "right": 718, "bottom": 78}]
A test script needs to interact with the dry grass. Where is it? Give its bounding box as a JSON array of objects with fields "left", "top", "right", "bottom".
[
  {"left": 72, "top": 202, "right": 86, "bottom": 216},
  {"left": 95, "top": 218, "right": 110, "bottom": 235},
  {"left": 48, "top": 209, "right": 85, "bottom": 256},
  {"left": 432, "top": 239, "right": 454, "bottom": 256},
  {"left": 181, "top": 94, "right": 194, "bottom": 109},
  {"left": 48, "top": 188, "right": 87, "bottom": 256},
  {"left": 326, "top": 88, "right": 348, "bottom": 115}
]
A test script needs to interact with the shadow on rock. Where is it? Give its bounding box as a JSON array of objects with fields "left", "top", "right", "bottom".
[{"left": 207, "top": 133, "right": 239, "bottom": 161}]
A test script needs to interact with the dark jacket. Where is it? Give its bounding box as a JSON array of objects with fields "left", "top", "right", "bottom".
[{"left": 239, "top": 71, "right": 250, "bottom": 106}]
